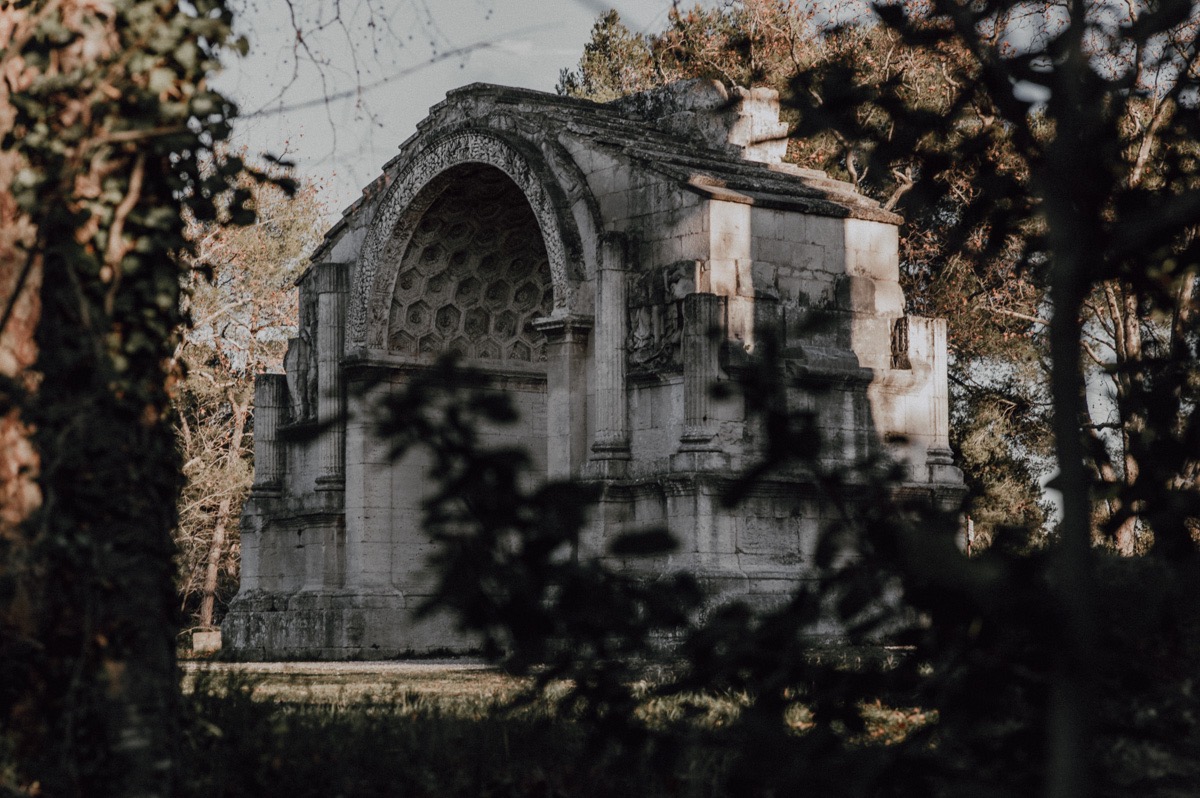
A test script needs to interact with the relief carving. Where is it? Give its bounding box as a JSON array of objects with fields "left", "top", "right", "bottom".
[
  {"left": 626, "top": 260, "right": 696, "bottom": 374},
  {"left": 284, "top": 289, "right": 318, "bottom": 422}
]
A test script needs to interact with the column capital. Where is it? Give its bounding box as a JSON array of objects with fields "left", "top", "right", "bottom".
[
  {"left": 312, "top": 262, "right": 350, "bottom": 295},
  {"left": 532, "top": 313, "right": 593, "bottom": 342},
  {"left": 591, "top": 431, "right": 631, "bottom": 461}
]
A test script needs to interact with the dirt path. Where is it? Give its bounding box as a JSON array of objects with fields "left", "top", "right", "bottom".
[
  {"left": 181, "top": 659, "right": 491, "bottom": 675},
  {"left": 181, "top": 659, "right": 525, "bottom": 703}
]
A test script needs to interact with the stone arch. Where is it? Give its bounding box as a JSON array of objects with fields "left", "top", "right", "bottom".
[
  {"left": 352, "top": 130, "right": 589, "bottom": 349},
  {"left": 384, "top": 164, "right": 553, "bottom": 365}
]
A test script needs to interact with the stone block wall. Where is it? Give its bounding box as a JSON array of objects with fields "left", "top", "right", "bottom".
[{"left": 222, "top": 80, "right": 964, "bottom": 659}]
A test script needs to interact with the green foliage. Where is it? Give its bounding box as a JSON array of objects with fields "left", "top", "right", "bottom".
[
  {"left": 168, "top": 668, "right": 936, "bottom": 798},
  {"left": 561, "top": 0, "right": 1054, "bottom": 544},
  {"left": 377, "top": 357, "right": 703, "bottom": 740},
  {"left": 0, "top": 1, "right": 287, "bottom": 794},
  {"left": 558, "top": 11, "right": 658, "bottom": 102},
  {"left": 373, "top": 343, "right": 964, "bottom": 792},
  {"left": 372, "top": 341, "right": 1200, "bottom": 795},
  {"left": 361, "top": 10, "right": 1200, "bottom": 795},
  {"left": 175, "top": 169, "right": 322, "bottom": 629},
  {"left": 952, "top": 383, "right": 1054, "bottom": 550},
  {"left": 787, "top": 1, "right": 1200, "bottom": 552}
]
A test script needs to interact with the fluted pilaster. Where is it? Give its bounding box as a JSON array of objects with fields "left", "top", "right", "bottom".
[
  {"left": 591, "top": 234, "right": 631, "bottom": 466},
  {"left": 252, "top": 374, "right": 287, "bottom": 494},
  {"left": 533, "top": 314, "right": 592, "bottom": 479},
  {"left": 679, "top": 292, "right": 725, "bottom": 452},
  {"left": 315, "top": 263, "right": 348, "bottom": 491}
]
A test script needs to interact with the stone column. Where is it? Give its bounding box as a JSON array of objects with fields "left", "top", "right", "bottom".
[
  {"left": 314, "top": 263, "right": 348, "bottom": 492},
  {"left": 251, "top": 374, "right": 286, "bottom": 495},
  {"left": 240, "top": 374, "right": 285, "bottom": 596},
  {"left": 924, "top": 317, "right": 959, "bottom": 484},
  {"left": 679, "top": 292, "right": 725, "bottom": 452},
  {"left": 929, "top": 318, "right": 951, "bottom": 452},
  {"left": 533, "top": 315, "right": 592, "bottom": 479},
  {"left": 590, "top": 235, "right": 631, "bottom": 474}
]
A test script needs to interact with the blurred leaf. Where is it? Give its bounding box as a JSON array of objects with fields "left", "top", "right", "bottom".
[{"left": 608, "top": 528, "right": 677, "bottom": 557}]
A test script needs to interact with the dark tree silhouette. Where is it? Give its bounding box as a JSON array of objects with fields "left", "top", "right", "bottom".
[{"left": 0, "top": 2, "right": 287, "bottom": 794}]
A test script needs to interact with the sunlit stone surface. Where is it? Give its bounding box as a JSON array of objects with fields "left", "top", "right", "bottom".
[{"left": 223, "top": 81, "right": 963, "bottom": 659}]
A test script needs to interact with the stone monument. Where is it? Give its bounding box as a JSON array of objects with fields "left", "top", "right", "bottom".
[{"left": 221, "top": 81, "right": 963, "bottom": 658}]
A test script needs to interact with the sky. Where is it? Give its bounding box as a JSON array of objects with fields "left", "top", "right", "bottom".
[{"left": 216, "top": 0, "right": 687, "bottom": 219}]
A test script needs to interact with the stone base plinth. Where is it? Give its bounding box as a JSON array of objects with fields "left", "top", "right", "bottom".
[
  {"left": 191, "top": 629, "right": 222, "bottom": 653},
  {"left": 221, "top": 590, "right": 474, "bottom": 660}
]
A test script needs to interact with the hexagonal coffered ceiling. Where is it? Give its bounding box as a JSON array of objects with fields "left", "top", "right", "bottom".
[{"left": 387, "top": 165, "right": 552, "bottom": 365}]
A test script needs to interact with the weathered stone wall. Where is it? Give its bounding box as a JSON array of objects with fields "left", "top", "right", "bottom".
[{"left": 223, "top": 80, "right": 964, "bottom": 659}]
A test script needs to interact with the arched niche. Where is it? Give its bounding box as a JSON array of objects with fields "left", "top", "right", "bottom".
[
  {"left": 334, "top": 157, "right": 569, "bottom": 614},
  {"left": 384, "top": 164, "right": 554, "bottom": 366},
  {"left": 351, "top": 130, "right": 590, "bottom": 351}
]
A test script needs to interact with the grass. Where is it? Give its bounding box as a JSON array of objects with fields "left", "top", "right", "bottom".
[
  {"left": 0, "top": 661, "right": 933, "bottom": 796},
  {"left": 182, "top": 664, "right": 706, "bottom": 798},
  {"left": 174, "top": 661, "right": 934, "bottom": 798}
]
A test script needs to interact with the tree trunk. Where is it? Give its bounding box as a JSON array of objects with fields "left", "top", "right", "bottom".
[
  {"left": 30, "top": 246, "right": 181, "bottom": 798},
  {"left": 1042, "top": 12, "right": 1100, "bottom": 793},
  {"left": 198, "top": 495, "right": 231, "bottom": 629},
  {"left": 1100, "top": 279, "right": 1143, "bottom": 555},
  {"left": 198, "top": 392, "right": 248, "bottom": 629}
]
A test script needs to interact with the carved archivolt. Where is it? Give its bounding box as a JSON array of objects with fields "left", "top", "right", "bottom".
[
  {"left": 352, "top": 130, "right": 580, "bottom": 348},
  {"left": 386, "top": 166, "right": 552, "bottom": 364}
]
